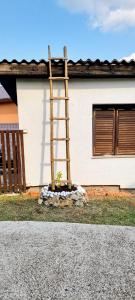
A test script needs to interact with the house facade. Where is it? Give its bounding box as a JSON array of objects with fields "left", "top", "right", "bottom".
[{"left": 1, "top": 59, "right": 135, "bottom": 190}]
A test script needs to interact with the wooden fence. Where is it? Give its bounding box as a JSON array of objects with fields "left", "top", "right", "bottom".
[{"left": 0, "top": 130, "right": 26, "bottom": 193}]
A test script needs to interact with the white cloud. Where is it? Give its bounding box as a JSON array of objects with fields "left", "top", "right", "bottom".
[
  {"left": 57, "top": 0, "right": 135, "bottom": 31},
  {"left": 120, "top": 53, "right": 135, "bottom": 61}
]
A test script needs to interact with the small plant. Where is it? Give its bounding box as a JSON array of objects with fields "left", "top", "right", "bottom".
[{"left": 56, "top": 171, "right": 63, "bottom": 187}]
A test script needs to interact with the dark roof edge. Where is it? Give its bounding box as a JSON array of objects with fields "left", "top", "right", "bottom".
[{"left": 0, "top": 59, "right": 135, "bottom": 78}]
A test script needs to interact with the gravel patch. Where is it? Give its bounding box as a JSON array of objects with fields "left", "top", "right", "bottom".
[{"left": 0, "top": 222, "right": 135, "bottom": 300}]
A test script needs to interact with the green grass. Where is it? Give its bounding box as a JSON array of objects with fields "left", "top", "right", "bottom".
[{"left": 0, "top": 195, "right": 135, "bottom": 225}]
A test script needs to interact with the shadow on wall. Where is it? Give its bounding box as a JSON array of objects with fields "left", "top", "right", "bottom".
[
  {"left": 39, "top": 85, "right": 62, "bottom": 186},
  {"left": 69, "top": 78, "right": 135, "bottom": 90}
]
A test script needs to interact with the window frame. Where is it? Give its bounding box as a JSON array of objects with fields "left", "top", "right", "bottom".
[{"left": 93, "top": 104, "right": 135, "bottom": 157}]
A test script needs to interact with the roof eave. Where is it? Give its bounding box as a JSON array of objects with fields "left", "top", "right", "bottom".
[{"left": 0, "top": 60, "right": 135, "bottom": 78}]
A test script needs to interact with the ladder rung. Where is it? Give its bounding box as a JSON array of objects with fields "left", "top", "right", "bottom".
[
  {"left": 51, "top": 138, "right": 70, "bottom": 141},
  {"left": 50, "top": 96, "right": 69, "bottom": 100},
  {"left": 54, "top": 180, "right": 71, "bottom": 183},
  {"left": 52, "top": 159, "right": 70, "bottom": 162},
  {"left": 49, "top": 77, "right": 69, "bottom": 80},
  {"left": 49, "top": 57, "right": 67, "bottom": 61},
  {"left": 51, "top": 117, "right": 69, "bottom": 121}
]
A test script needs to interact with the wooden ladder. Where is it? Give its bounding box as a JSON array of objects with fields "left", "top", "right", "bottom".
[{"left": 48, "top": 45, "right": 72, "bottom": 190}]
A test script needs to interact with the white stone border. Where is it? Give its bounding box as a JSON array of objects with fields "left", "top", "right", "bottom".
[{"left": 41, "top": 185, "right": 86, "bottom": 199}]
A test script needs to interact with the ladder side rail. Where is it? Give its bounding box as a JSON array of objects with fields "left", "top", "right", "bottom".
[
  {"left": 48, "top": 46, "right": 55, "bottom": 190},
  {"left": 64, "top": 46, "right": 71, "bottom": 187},
  {"left": 50, "top": 95, "right": 55, "bottom": 190}
]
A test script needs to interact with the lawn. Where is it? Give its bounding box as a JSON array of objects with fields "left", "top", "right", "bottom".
[{"left": 0, "top": 195, "right": 135, "bottom": 226}]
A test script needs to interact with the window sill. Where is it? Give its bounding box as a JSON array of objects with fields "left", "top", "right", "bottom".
[{"left": 92, "top": 155, "right": 135, "bottom": 159}]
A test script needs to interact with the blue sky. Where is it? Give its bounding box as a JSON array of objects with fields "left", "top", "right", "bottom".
[{"left": 0, "top": 0, "right": 135, "bottom": 61}]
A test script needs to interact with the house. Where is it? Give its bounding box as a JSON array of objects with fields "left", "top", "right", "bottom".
[
  {"left": 0, "top": 58, "right": 135, "bottom": 191},
  {"left": 0, "top": 82, "right": 18, "bottom": 129}
]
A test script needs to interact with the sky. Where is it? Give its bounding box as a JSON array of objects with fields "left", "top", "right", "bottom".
[{"left": 0, "top": 0, "right": 135, "bottom": 61}]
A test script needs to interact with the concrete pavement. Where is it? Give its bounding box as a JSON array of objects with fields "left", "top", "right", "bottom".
[{"left": 0, "top": 222, "right": 135, "bottom": 300}]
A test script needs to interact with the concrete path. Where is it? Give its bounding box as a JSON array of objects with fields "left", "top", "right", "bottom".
[{"left": 0, "top": 222, "right": 135, "bottom": 300}]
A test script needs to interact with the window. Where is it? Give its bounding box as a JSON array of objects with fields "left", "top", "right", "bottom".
[{"left": 93, "top": 104, "right": 135, "bottom": 156}]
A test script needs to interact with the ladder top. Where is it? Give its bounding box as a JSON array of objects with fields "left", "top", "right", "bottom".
[{"left": 48, "top": 45, "right": 68, "bottom": 59}]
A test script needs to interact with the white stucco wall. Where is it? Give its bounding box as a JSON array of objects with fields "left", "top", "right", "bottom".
[{"left": 17, "top": 78, "right": 135, "bottom": 188}]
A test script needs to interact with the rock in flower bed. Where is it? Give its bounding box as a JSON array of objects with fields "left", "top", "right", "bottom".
[{"left": 38, "top": 184, "right": 88, "bottom": 208}]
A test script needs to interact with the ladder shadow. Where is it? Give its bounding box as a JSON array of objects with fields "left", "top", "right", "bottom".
[{"left": 39, "top": 87, "right": 49, "bottom": 186}]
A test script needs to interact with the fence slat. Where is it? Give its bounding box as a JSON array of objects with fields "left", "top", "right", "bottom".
[
  {"left": 6, "top": 131, "right": 12, "bottom": 192},
  {"left": 20, "top": 130, "right": 26, "bottom": 192},
  {"left": 16, "top": 131, "right": 22, "bottom": 192},
  {"left": 1, "top": 132, "right": 7, "bottom": 193},
  {"left": 12, "top": 131, "right": 18, "bottom": 192}
]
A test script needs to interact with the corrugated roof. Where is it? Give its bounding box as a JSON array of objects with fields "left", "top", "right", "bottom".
[
  {"left": 0, "top": 59, "right": 47, "bottom": 65},
  {"left": 0, "top": 58, "right": 135, "bottom": 65},
  {"left": 0, "top": 58, "right": 135, "bottom": 78}
]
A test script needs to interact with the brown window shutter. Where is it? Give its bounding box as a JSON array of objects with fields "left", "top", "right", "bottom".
[
  {"left": 117, "top": 109, "right": 135, "bottom": 155},
  {"left": 93, "top": 108, "right": 115, "bottom": 156}
]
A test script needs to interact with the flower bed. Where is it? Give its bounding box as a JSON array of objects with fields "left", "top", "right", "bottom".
[{"left": 38, "top": 184, "right": 88, "bottom": 208}]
